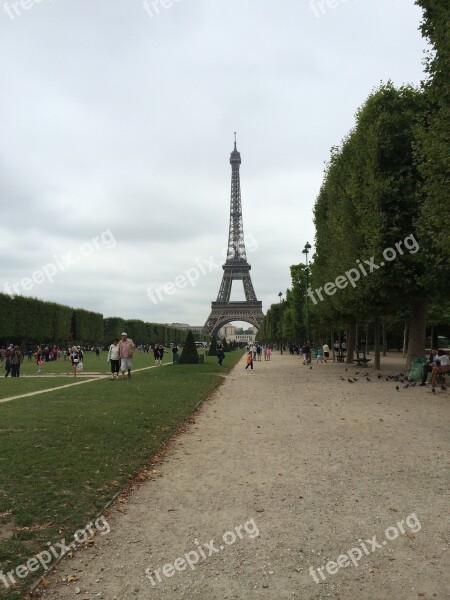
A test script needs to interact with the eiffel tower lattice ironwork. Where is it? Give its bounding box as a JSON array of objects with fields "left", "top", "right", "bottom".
[{"left": 203, "top": 136, "right": 264, "bottom": 337}]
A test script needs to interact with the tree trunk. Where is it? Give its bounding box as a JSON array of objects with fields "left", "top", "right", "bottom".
[
  {"left": 402, "top": 322, "right": 408, "bottom": 357},
  {"left": 382, "top": 322, "right": 387, "bottom": 356},
  {"left": 374, "top": 320, "right": 381, "bottom": 371},
  {"left": 346, "top": 322, "right": 356, "bottom": 364},
  {"left": 355, "top": 323, "right": 359, "bottom": 353},
  {"left": 406, "top": 298, "right": 428, "bottom": 372},
  {"left": 366, "top": 327, "right": 369, "bottom": 355}
]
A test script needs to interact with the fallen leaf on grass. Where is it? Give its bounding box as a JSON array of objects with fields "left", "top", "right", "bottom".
[{"left": 65, "top": 574, "right": 79, "bottom": 582}]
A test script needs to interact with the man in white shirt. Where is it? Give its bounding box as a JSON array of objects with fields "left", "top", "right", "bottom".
[{"left": 429, "top": 351, "right": 450, "bottom": 387}]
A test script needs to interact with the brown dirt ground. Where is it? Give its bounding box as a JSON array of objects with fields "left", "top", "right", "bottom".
[{"left": 40, "top": 351, "right": 449, "bottom": 600}]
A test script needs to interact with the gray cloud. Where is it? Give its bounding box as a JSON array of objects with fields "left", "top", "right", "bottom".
[{"left": 0, "top": 0, "right": 428, "bottom": 326}]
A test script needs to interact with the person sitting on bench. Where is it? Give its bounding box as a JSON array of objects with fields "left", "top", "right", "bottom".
[
  {"left": 419, "top": 348, "right": 438, "bottom": 386},
  {"left": 429, "top": 350, "right": 450, "bottom": 387}
]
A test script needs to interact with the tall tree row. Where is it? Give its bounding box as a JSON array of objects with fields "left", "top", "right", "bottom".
[
  {"left": 0, "top": 293, "right": 211, "bottom": 347},
  {"left": 260, "top": 2, "right": 449, "bottom": 368}
]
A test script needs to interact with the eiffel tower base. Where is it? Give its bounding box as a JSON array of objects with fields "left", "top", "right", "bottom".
[{"left": 203, "top": 301, "right": 264, "bottom": 337}]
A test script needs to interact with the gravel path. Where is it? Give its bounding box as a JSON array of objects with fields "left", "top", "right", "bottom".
[{"left": 43, "top": 352, "right": 449, "bottom": 600}]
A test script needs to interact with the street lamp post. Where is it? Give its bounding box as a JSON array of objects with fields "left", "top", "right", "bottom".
[
  {"left": 302, "top": 242, "right": 312, "bottom": 343},
  {"left": 278, "top": 291, "right": 283, "bottom": 354}
]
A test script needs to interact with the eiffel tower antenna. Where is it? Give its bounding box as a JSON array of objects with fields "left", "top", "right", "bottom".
[{"left": 203, "top": 137, "right": 264, "bottom": 337}]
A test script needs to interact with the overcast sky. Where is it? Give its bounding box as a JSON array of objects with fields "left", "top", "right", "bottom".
[{"left": 0, "top": 0, "right": 428, "bottom": 327}]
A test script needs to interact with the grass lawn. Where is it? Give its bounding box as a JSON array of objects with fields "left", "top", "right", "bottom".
[{"left": 0, "top": 349, "right": 243, "bottom": 600}]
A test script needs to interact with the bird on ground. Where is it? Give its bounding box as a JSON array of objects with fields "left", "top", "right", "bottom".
[
  {"left": 403, "top": 383, "right": 409, "bottom": 389},
  {"left": 353, "top": 378, "right": 359, "bottom": 382},
  {"left": 377, "top": 373, "right": 383, "bottom": 379},
  {"left": 396, "top": 385, "right": 399, "bottom": 390},
  {"left": 366, "top": 377, "right": 371, "bottom": 382},
  {"left": 432, "top": 387, "right": 436, "bottom": 393},
  {"left": 348, "top": 378, "right": 354, "bottom": 383},
  {"left": 340, "top": 376, "right": 345, "bottom": 381},
  {"left": 441, "top": 385, "right": 447, "bottom": 391}
]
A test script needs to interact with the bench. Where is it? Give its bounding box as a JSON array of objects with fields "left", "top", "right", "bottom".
[
  {"left": 354, "top": 352, "right": 371, "bottom": 367},
  {"left": 335, "top": 353, "right": 347, "bottom": 363}
]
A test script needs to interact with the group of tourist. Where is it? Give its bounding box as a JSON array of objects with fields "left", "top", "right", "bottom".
[
  {"left": 420, "top": 349, "right": 450, "bottom": 387},
  {"left": 242, "top": 343, "right": 273, "bottom": 370},
  {"left": 2, "top": 344, "right": 24, "bottom": 377},
  {"left": 106, "top": 332, "right": 135, "bottom": 379}
]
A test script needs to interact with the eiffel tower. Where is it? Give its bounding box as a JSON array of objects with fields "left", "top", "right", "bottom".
[{"left": 203, "top": 136, "right": 264, "bottom": 337}]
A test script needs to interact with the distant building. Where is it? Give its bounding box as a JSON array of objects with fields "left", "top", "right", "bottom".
[
  {"left": 218, "top": 325, "right": 256, "bottom": 344},
  {"left": 169, "top": 323, "right": 204, "bottom": 334}
]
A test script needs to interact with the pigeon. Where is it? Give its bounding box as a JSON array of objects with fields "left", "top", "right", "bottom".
[
  {"left": 348, "top": 378, "right": 354, "bottom": 383},
  {"left": 386, "top": 378, "right": 389, "bottom": 382},
  {"left": 432, "top": 387, "right": 436, "bottom": 393},
  {"left": 403, "top": 383, "right": 409, "bottom": 389},
  {"left": 353, "top": 378, "right": 359, "bottom": 382},
  {"left": 345, "top": 368, "right": 348, "bottom": 372},
  {"left": 366, "top": 377, "right": 371, "bottom": 382},
  {"left": 441, "top": 385, "right": 447, "bottom": 391},
  {"left": 355, "top": 372, "right": 360, "bottom": 375},
  {"left": 396, "top": 385, "right": 399, "bottom": 390},
  {"left": 340, "top": 376, "right": 345, "bottom": 381},
  {"left": 310, "top": 366, "right": 313, "bottom": 370},
  {"left": 377, "top": 373, "right": 383, "bottom": 379}
]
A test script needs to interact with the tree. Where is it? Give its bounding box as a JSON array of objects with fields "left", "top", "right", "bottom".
[
  {"left": 179, "top": 330, "right": 200, "bottom": 364},
  {"left": 208, "top": 336, "right": 218, "bottom": 356},
  {"left": 222, "top": 338, "right": 230, "bottom": 352}
]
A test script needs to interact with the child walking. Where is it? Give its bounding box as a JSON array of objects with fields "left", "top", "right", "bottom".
[{"left": 245, "top": 351, "right": 254, "bottom": 370}]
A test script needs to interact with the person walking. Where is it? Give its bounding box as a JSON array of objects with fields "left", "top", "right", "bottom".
[
  {"left": 10, "top": 346, "right": 24, "bottom": 377},
  {"left": 245, "top": 351, "right": 254, "bottom": 370},
  {"left": 119, "top": 332, "right": 135, "bottom": 379},
  {"left": 323, "top": 343, "right": 330, "bottom": 363},
  {"left": 217, "top": 345, "right": 225, "bottom": 366},
  {"left": 70, "top": 345, "right": 82, "bottom": 377},
  {"left": 157, "top": 344, "right": 164, "bottom": 366},
  {"left": 107, "top": 338, "right": 120, "bottom": 379},
  {"left": 172, "top": 344, "right": 179, "bottom": 364}
]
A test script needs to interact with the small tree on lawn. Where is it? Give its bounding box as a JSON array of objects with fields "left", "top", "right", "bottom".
[
  {"left": 179, "top": 330, "right": 200, "bottom": 364},
  {"left": 208, "top": 336, "right": 218, "bottom": 356},
  {"left": 222, "top": 338, "right": 230, "bottom": 352}
]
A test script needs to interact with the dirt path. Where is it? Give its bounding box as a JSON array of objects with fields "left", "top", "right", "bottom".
[{"left": 43, "top": 352, "right": 449, "bottom": 600}]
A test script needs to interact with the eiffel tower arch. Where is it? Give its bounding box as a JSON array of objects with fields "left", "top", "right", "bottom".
[{"left": 203, "top": 136, "right": 264, "bottom": 337}]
